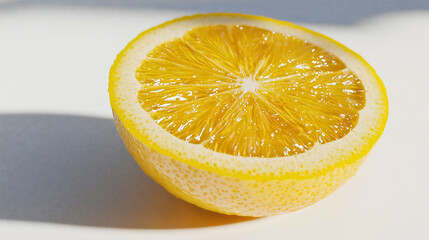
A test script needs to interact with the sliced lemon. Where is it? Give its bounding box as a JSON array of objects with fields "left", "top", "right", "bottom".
[{"left": 109, "top": 13, "right": 388, "bottom": 216}]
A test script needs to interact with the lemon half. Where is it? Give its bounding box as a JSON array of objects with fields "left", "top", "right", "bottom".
[{"left": 109, "top": 13, "right": 388, "bottom": 216}]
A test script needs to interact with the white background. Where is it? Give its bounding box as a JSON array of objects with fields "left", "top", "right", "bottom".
[{"left": 1, "top": 0, "right": 429, "bottom": 239}]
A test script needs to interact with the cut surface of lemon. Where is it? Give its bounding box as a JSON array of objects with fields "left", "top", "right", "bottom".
[{"left": 109, "top": 13, "right": 388, "bottom": 216}]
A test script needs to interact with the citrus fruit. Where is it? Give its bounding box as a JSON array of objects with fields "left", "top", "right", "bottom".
[{"left": 109, "top": 13, "right": 388, "bottom": 216}]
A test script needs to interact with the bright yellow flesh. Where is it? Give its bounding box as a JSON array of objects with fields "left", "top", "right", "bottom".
[{"left": 136, "top": 25, "right": 365, "bottom": 158}]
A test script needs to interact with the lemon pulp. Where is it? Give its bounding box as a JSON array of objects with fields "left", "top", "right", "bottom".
[{"left": 136, "top": 24, "right": 365, "bottom": 158}]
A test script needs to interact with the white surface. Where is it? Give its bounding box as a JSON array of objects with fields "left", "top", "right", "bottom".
[{"left": 1, "top": 2, "right": 429, "bottom": 240}]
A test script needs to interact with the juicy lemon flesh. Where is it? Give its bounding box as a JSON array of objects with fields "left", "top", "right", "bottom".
[
  {"left": 136, "top": 25, "right": 365, "bottom": 158},
  {"left": 111, "top": 13, "right": 388, "bottom": 217}
]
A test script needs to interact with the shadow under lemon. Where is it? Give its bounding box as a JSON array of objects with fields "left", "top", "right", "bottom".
[{"left": 0, "top": 114, "right": 255, "bottom": 229}]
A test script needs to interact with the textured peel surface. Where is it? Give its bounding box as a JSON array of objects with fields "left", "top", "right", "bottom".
[
  {"left": 137, "top": 24, "right": 366, "bottom": 158},
  {"left": 114, "top": 111, "right": 364, "bottom": 216}
]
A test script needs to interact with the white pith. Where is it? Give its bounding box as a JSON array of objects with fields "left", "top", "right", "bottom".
[{"left": 240, "top": 77, "right": 260, "bottom": 93}]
